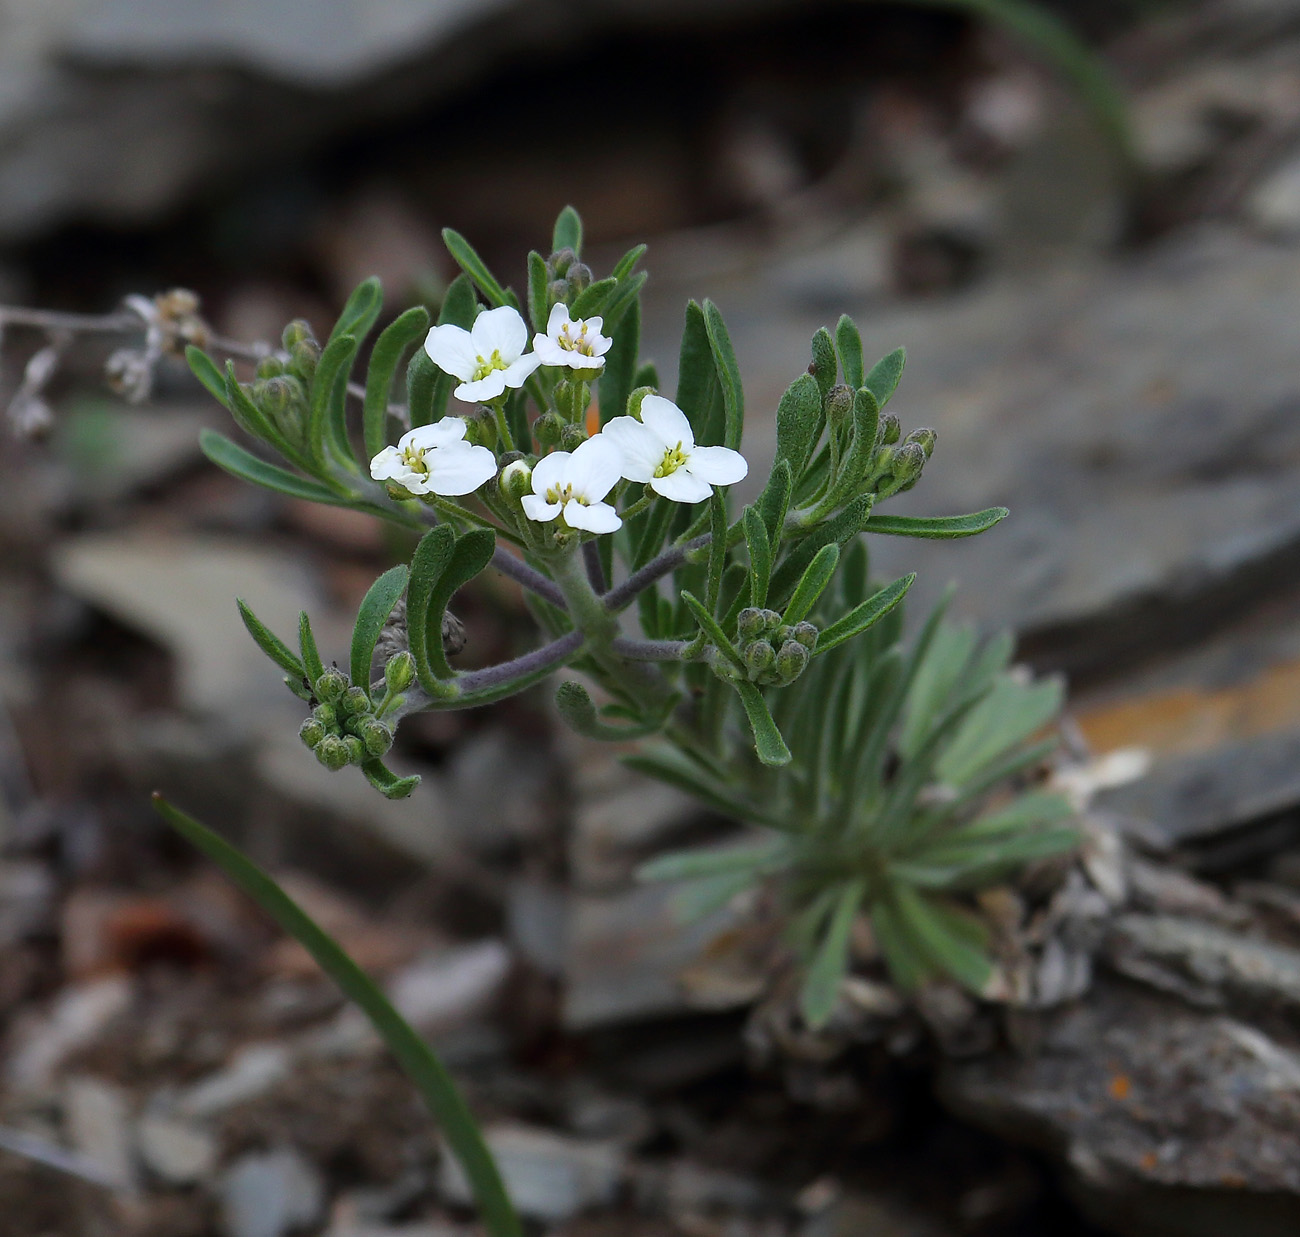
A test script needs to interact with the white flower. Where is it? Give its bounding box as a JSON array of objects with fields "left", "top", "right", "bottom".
[
  {"left": 370, "top": 419, "right": 497, "bottom": 496},
  {"left": 424, "top": 306, "right": 542, "bottom": 403},
  {"left": 603, "top": 394, "right": 748, "bottom": 503},
  {"left": 532, "top": 303, "right": 613, "bottom": 371},
  {"left": 520, "top": 436, "right": 624, "bottom": 533}
]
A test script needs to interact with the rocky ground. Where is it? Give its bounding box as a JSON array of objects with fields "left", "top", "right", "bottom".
[{"left": 6, "top": 1, "right": 1300, "bottom": 1234}]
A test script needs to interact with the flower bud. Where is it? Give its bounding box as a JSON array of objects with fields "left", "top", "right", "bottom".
[
  {"left": 889, "top": 442, "right": 927, "bottom": 484},
  {"left": 549, "top": 247, "right": 577, "bottom": 277},
  {"left": 547, "top": 279, "right": 569, "bottom": 306},
  {"left": 533, "top": 412, "right": 563, "bottom": 446},
  {"left": 500, "top": 459, "right": 534, "bottom": 502},
  {"left": 560, "top": 424, "right": 588, "bottom": 451},
  {"left": 744, "top": 639, "right": 776, "bottom": 680},
  {"left": 776, "top": 639, "right": 810, "bottom": 683},
  {"left": 791, "top": 621, "right": 819, "bottom": 650},
  {"left": 880, "top": 414, "right": 901, "bottom": 445},
  {"left": 289, "top": 339, "right": 320, "bottom": 384},
  {"left": 566, "top": 262, "right": 593, "bottom": 294},
  {"left": 342, "top": 735, "right": 366, "bottom": 765},
  {"left": 314, "top": 669, "right": 347, "bottom": 704},
  {"left": 626, "top": 387, "right": 655, "bottom": 421},
  {"left": 905, "top": 427, "right": 937, "bottom": 458},
  {"left": 824, "top": 383, "right": 854, "bottom": 427},
  {"left": 760, "top": 609, "right": 783, "bottom": 632},
  {"left": 341, "top": 685, "right": 371, "bottom": 716},
  {"left": 282, "top": 320, "right": 315, "bottom": 350},
  {"left": 737, "top": 608, "right": 767, "bottom": 642},
  {"left": 315, "top": 735, "right": 350, "bottom": 771},
  {"left": 384, "top": 651, "right": 415, "bottom": 693},
  {"left": 361, "top": 718, "right": 394, "bottom": 757},
  {"left": 311, "top": 702, "right": 338, "bottom": 729},
  {"left": 299, "top": 717, "right": 326, "bottom": 749},
  {"left": 256, "top": 355, "right": 285, "bottom": 380}
]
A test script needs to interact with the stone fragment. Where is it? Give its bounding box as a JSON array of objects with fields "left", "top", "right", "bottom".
[
  {"left": 136, "top": 1113, "right": 218, "bottom": 1185},
  {"left": 218, "top": 1147, "right": 325, "bottom": 1237},
  {"left": 178, "top": 1042, "right": 291, "bottom": 1117},
  {"left": 64, "top": 1075, "right": 138, "bottom": 1191},
  {"left": 6, "top": 976, "right": 133, "bottom": 1091}
]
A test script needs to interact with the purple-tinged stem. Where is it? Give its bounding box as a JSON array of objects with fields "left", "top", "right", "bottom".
[{"left": 602, "top": 533, "right": 710, "bottom": 612}]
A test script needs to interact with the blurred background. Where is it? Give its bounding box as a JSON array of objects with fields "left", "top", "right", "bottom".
[{"left": 4, "top": 1, "right": 1300, "bottom": 1234}]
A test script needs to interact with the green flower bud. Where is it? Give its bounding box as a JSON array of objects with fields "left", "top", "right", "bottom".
[
  {"left": 776, "top": 639, "right": 810, "bottom": 683},
  {"left": 256, "top": 355, "right": 285, "bottom": 380},
  {"left": 341, "top": 685, "right": 371, "bottom": 716},
  {"left": 311, "top": 702, "right": 338, "bottom": 729},
  {"left": 744, "top": 639, "right": 776, "bottom": 681},
  {"left": 760, "top": 609, "right": 783, "bottom": 633},
  {"left": 889, "top": 442, "right": 927, "bottom": 484},
  {"left": 315, "top": 735, "right": 350, "bottom": 771},
  {"left": 282, "top": 320, "right": 315, "bottom": 350},
  {"left": 361, "top": 719, "right": 394, "bottom": 757},
  {"left": 314, "top": 669, "right": 347, "bottom": 704},
  {"left": 500, "top": 458, "right": 534, "bottom": 502},
  {"left": 342, "top": 735, "right": 366, "bottom": 764},
  {"left": 824, "top": 384, "right": 854, "bottom": 426},
  {"left": 534, "top": 412, "right": 563, "bottom": 446},
  {"left": 625, "top": 387, "right": 655, "bottom": 421},
  {"left": 880, "top": 414, "right": 901, "bottom": 446},
  {"left": 549, "top": 247, "right": 577, "bottom": 277},
  {"left": 566, "top": 262, "right": 592, "bottom": 294},
  {"left": 384, "top": 650, "right": 415, "bottom": 694},
  {"left": 737, "top": 608, "right": 767, "bottom": 641},
  {"left": 547, "top": 279, "right": 569, "bottom": 307},
  {"left": 289, "top": 339, "right": 320, "bottom": 384},
  {"left": 299, "top": 717, "right": 326, "bottom": 749},
  {"left": 905, "top": 427, "right": 937, "bottom": 458},
  {"left": 791, "top": 621, "right": 819, "bottom": 650},
  {"left": 560, "top": 424, "right": 588, "bottom": 451}
]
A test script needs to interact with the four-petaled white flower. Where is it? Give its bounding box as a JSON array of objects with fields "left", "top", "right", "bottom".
[
  {"left": 532, "top": 303, "right": 613, "bottom": 372},
  {"left": 603, "top": 394, "right": 748, "bottom": 503},
  {"left": 424, "top": 306, "right": 543, "bottom": 403},
  {"left": 370, "top": 419, "right": 497, "bottom": 496},
  {"left": 521, "top": 436, "right": 624, "bottom": 533}
]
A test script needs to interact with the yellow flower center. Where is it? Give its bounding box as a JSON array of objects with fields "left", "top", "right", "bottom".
[
  {"left": 653, "top": 442, "right": 689, "bottom": 478},
  {"left": 400, "top": 445, "right": 430, "bottom": 475},
  {"left": 471, "top": 349, "right": 510, "bottom": 381},
  {"left": 558, "top": 321, "right": 597, "bottom": 357},
  {"left": 544, "top": 482, "right": 589, "bottom": 507}
]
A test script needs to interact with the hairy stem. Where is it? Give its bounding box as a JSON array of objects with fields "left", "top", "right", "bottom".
[{"left": 602, "top": 533, "right": 710, "bottom": 612}]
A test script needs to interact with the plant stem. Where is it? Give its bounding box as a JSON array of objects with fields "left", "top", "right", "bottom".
[{"left": 602, "top": 533, "right": 710, "bottom": 612}]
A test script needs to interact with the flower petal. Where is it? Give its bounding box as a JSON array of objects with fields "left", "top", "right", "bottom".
[
  {"left": 501, "top": 352, "right": 543, "bottom": 388},
  {"left": 471, "top": 305, "right": 528, "bottom": 362},
  {"left": 567, "top": 435, "right": 624, "bottom": 502},
  {"left": 424, "top": 324, "right": 479, "bottom": 382},
  {"left": 564, "top": 500, "right": 621, "bottom": 534},
  {"left": 369, "top": 446, "right": 403, "bottom": 481},
  {"left": 685, "top": 445, "right": 748, "bottom": 486},
  {"left": 546, "top": 302, "right": 572, "bottom": 336},
  {"left": 602, "top": 416, "right": 663, "bottom": 482},
  {"left": 530, "top": 449, "right": 571, "bottom": 497},
  {"left": 532, "top": 335, "right": 569, "bottom": 367},
  {"left": 401, "top": 419, "right": 467, "bottom": 452},
  {"left": 521, "top": 494, "right": 562, "bottom": 523},
  {"left": 455, "top": 371, "right": 508, "bottom": 403},
  {"left": 651, "top": 467, "right": 712, "bottom": 504},
  {"left": 421, "top": 443, "right": 498, "bottom": 496},
  {"left": 639, "top": 394, "right": 695, "bottom": 451}
]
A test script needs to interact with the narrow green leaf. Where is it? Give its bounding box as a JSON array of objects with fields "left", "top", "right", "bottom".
[
  {"left": 775, "top": 373, "right": 824, "bottom": 483},
  {"left": 554, "top": 680, "right": 675, "bottom": 741},
  {"left": 865, "top": 508, "right": 1009, "bottom": 539},
  {"left": 199, "top": 430, "right": 345, "bottom": 505},
  {"left": 937, "top": 675, "right": 1064, "bottom": 787},
  {"left": 800, "top": 880, "right": 865, "bottom": 1028},
  {"left": 527, "top": 251, "right": 549, "bottom": 333},
  {"left": 425, "top": 530, "right": 496, "bottom": 680},
  {"left": 810, "top": 327, "right": 837, "bottom": 399},
  {"left": 598, "top": 271, "right": 648, "bottom": 334},
  {"left": 438, "top": 272, "right": 479, "bottom": 328},
  {"left": 624, "top": 748, "right": 763, "bottom": 824},
  {"left": 611, "top": 243, "right": 647, "bottom": 283},
  {"left": 783, "top": 544, "right": 839, "bottom": 626},
  {"left": 638, "top": 839, "right": 784, "bottom": 883},
  {"left": 898, "top": 621, "right": 978, "bottom": 760},
  {"left": 702, "top": 300, "right": 744, "bottom": 450},
  {"left": 442, "top": 228, "right": 516, "bottom": 309},
  {"left": 756, "top": 458, "right": 791, "bottom": 549},
  {"left": 298, "top": 612, "right": 325, "bottom": 684},
  {"left": 350, "top": 565, "right": 409, "bottom": 688},
  {"left": 186, "top": 346, "right": 230, "bottom": 409},
  {"left": 364, "top": 307, "right": 430, "bottom": 459},
  {"left": 406, "top": 526, "right": 456, "bottom": 692},
  {"left": 814, "top": 573, "right": 915, "bottom": 656},
  {"left": 634, "top": 361, "right": 659, "bottom": 391},
  {"left": 705, "top": 488, "right": 728, "bottom": 612},
  {"left": 598, "top": 297, "right": 639, "bottom": 428},
  {"left": 328, "top": 277, "right": 383, "bottom": 348},
  {"left": 891, "top": 884, "right": 992, "bottom": 993},
  {"left": 680, "top": 590, "right": 746, "bottom": 674},
  {"left": 150, "top": 796, "right": 519, "bottom": 1237},
  {"left": 767, "top": 494, "right": 874, "bottom": 611},
  {"left": 571, "top": 277, "right": 617, "bottom": 320},
  {"left": 361, "top": 760, "right": 422, "bottom": 800},
  {"left": 552, "top": 205, "right": 583, "bottom": 256},
  {"left": 735, "top": 682, "right": 792, "bottom": 767},
  {"left": 835, "top": 315, "right": 864, "bottom": 389},
  {"left": 676, "top": 301, "right": 721, "bottom": 443},
  {"left": 237, "top": 599, "right": 304, "bottom": 679},
  {"left": 863, "top": 346, "right": 905, "bottom": 407},
  {"left": 407, "top": 349, "right": 438, "bottom": 428},
  {"left": 309, "top": 333, "right": 358, "bottom": 466},
  {"left": 743, "top": 506, "right": 771, "bottom": 608},
  {"left": 871, "top": 896, "right": 929, "bottom": 990}
]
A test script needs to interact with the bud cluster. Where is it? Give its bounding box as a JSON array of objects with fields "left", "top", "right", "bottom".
[
  {"left": 244, "top": 321, "right": 321, "bottom": 446},
  {"left": 546, "top": 247, "right": 593, "bottom": 309},
  {"left": 734, "top": 608, "right": 817, "bottom": 687},
  {"left": 298, "top": 657, "right": 405, "bottom": 771}
]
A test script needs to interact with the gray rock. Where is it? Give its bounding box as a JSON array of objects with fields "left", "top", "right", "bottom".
[
  {"left": 6, "top": 976, "right": 133, "bottom": 1091},
  {"left": 178, "top": 1042, "right": 291, "bottom": 1117},
  {"left": 218, "top": 1146, "right": 325, "bottom": 1237},
  {"left": 136, "top": 1112, "right": 217, "bottom": 1185},
  {"left": 64, "top": 1075, "right": 137, "bottom": 1192},
  {"left": 437, "top": 1125, "right": 624, "bottom": 1223}
]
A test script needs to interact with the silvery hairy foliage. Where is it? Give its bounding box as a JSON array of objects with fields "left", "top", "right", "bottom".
[{"left": 185, "top": 207, "right": 1076, "bottom": 1015}]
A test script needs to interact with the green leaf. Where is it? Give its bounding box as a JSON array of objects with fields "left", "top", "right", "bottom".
[
  {"left": 680, "top": 591, "right": 746, "bottom": 674},
  {"left": 814, "top": 573, "right": 915, "bottom": 656},
  {"left": 364, "top": 307, "right": 430, "bottom": 459},
  {"left": 865, "top": 508, "right": 1009, "bottom": 539},
  {"left": 870, "top": 896, "right": 929, "bottom": 991},
  {"left": 309, "top": 333, "right": 359, "bottom": 466},
  {"left": 421, "top": 529, "right": 496, "bottom": 682},
  {"left": 835, "top": 315, "right": 864, "bottom": 389},
  {"left": 350, "top": 564, "right": 409, "bottom": 688},
  {"left": 406, "top": 349, "right": 438, "bottom": 429},
  {"left": 598, "top": 297, "right": 639, "bottom": 428},
  {"left": 705, "top": 488, "right": 728, "bottom": 612},
  {"left": 637, "top": 838, "right": 785, "bottom": 883},
  {"left": 298, "top": 611, "right": 325, "bottom": 684},
  {"left": 442, "top": 228, "right": 517, "bottom": 309},
  {"left": 863, "top": 346, "right": 905, "bottom": 407},
  {"left": 438, "top": 272, "right": 479, "bottom": 328},
  {"left": 783, "top": 544, "right": 839, "bottom": 626},
  {"left": 552, "top": 205, "right": 583, "bottom": 256},
  {"left": 361, "top": 759, "right": 422, "bottom": 800},
  {"left": 236, "top": 599, "right": 305, "bottom": 679},
  {"left": 898, "top": 621, "right": 978, "bottom": 760},
  {"left": 624, "top": 748, "right": 763, "bottom": 824},
  {"left": 810, "top": 327, "right": 837, "bottom": 399},
  {"left": 571, "top": 277, "right": 618, "bottom": 320},
  {"left": 676, "top": 301, "right": 722, "bottom": 444},
  {"left": 186, "top": 346, "right": 230, "bottom": 409},
  {"left": 735, "top": 682, "right": 792, "bottom": 767},
  {"left": 328, "top": 277, "right": 383, "bottom": 348},
  {"left": 767, "top": 494, "right": 874, "bottom": 611},
  {"left": 756, "top": 458, "right": 791, "bottom": 548},
  {"left": 839, "top": 537, "right": 868, "bottom": 607},
  {"left": 634, "top": 361, "right": 659, "bottom": 391},
  {"left": 151, "top": 796, "right": 519, "bottom": 1237},
  {"left": 611, "top": 243, "right": 647, "bottom": 283},
  {"left": 743, "top": 506, "right": 771, "bottom": 608},
  {"left": 775, "top": 373, "right": 824, "bottom": 484},
  {"left": 937, "top": 675, "right": 1064, "bottom": 787},
  {"left": 800, "top": 880, "right": 865, "bottom": 1028},
  {"left": 554, "top": 680, "right": 674, "bottom": 741},
  {"left": 527, "top": 251, "right": 549, "bottom": 333},
  {"left": 598, "top": 271, "right": 648, "bottom": 334},
  {"left": 406, "top": 527, "right": 456, "bottom": 692},
  {"left": 702, "top": 300, "right": 744, "bottom": 451},
  {"left": 199, "top": 430, "right": 345, "bottom": 505},
  {"left": 890, "top": 884, "right": 992, "bottom": 993}
]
